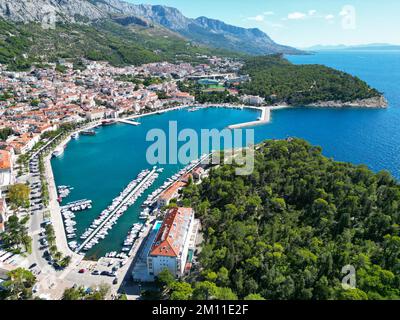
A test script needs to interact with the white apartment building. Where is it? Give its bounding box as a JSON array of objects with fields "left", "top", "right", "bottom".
[{"left": 147, "top": 207, "right": 195, "bottom": 277}]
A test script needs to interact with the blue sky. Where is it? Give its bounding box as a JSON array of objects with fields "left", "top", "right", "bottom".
[{"left": 127, "top": 0, "right": 400, "bottom": 48}]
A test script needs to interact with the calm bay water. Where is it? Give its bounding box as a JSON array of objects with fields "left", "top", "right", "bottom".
[
  {"left": 51, "top": 108, "right": 259, "bottom": 258},
  {"left": 52, "top": 51, "right": 400, "bottom": 257}
]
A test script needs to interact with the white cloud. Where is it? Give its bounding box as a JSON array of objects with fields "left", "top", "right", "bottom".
[
  {"left": 263, "top": 11, "right": 275, "bottom": 16},
  {"left": 247, "top": 14, "right": 265, "bottom": 22},
  {"left": 288, "top": 12, "right": 306, "bottom": 20},
  {"left": 339, "top": 8, "right": 348, "bottom": 16},
  {"left": 308, "top": 10, "right": 317, "bottom": 16},
  {"left": 325, "top": 14, "right": 335, "bottom": 20}
]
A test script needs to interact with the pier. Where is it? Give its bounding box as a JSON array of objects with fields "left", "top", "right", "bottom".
[
  {"left": 61, "top": 199, "right": 92, "bottom": 212},
  {"left": 144, "top": 153, "right": 211, "bottom": 207},
  {"left": 76, "top": 168, "right": 158, "bottom": 253},
  {"left": 116, "top": 119, "right": 141, "bottom": 126},
  {"left": 228, "top": 106, "right": 288, "bottom": 129}
]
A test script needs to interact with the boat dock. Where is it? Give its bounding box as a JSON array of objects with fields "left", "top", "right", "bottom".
[
  {"left": 116, "top": 119, "right": 141, "bottom": 126},
  {"left": 75, "top": 168, "right": 158, "bottom": 253},
  {"left": 60, "top": 199, "right": 92, "bottom": 212},
  {"left": 144, "top": 153, "right": 211, "bottom": 207},
  {"left": 228, "top": 106, "right": 288, "bottom": 129}
]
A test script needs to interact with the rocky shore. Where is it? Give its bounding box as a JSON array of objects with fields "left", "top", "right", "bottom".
[{"left": 304, "top": 95, "right": 388, "bottom": 108}]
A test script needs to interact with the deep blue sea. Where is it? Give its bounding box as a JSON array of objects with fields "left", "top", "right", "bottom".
[{"left": 52, "top": 51, "right": 400, "bottom": 257}]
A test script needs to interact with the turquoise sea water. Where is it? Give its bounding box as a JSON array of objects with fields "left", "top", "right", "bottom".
[
  {"left": 51, "top": 108, "right": 259, "bottom": 258},
  {"left": 52, "top": 51, "right": 400, "bottom": 257}
]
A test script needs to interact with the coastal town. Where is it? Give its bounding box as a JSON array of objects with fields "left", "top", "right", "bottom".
[{"left": 0, "top": 55, "right": 267, "bottom": 300}]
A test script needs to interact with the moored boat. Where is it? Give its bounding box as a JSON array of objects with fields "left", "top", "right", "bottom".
[
  {"left": 81, "top": 129, "right": 96, "bottom": 136},
  {"left": 52, "top": 146, "right": 64, "bottom": 157},
  {"left": 102, "top": 120, "right": 116, "bottom": 126}
]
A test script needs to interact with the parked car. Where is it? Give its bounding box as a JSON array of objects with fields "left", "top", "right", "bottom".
[
  {"left": 29, "top": 263, "right": 37, "bottom": 269},
  {"left": 53, "top": 263, "right": 63, "bottom": 270}
]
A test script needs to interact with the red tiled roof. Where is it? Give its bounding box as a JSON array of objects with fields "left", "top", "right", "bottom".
[
  {"left": 150, "top": 207, "right": 193, "bottom": 258},
  {"left": 159, "top": 180, "right": 187, "bottom": 201},
  {"left": 0, "top": 150, "right": 11, "bottom": 170}
]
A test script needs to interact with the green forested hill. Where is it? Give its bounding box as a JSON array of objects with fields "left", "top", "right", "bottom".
[
  {"left": 0, "top": 19, "right": 240, "bottom": 71},
  {"left": 240, "top": 55, "right": 381, "bottom": 105},
  {"left": 182, "top": 139, "right": 400, "bottom": 300}
]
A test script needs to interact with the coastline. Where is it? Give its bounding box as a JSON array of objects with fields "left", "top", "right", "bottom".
[
  {"left": 304, "top": 95, "right": 388, "bottom": 108},
  {"left": 44, "top": 97, "right": 385, "bottom": 259},
  {"left": 44, "top": 147, "right": 83, "bottom": 265}
]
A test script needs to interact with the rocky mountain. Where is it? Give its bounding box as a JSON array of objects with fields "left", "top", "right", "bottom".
[
  {"left": 0, "top": 0, "right": 302, "bottom": 55},
  {"left": 189, "top": 16, "right": 300, "bottom": 55},
  {"left": 0, "top": 0, "right": 105, "bottom": 23}
]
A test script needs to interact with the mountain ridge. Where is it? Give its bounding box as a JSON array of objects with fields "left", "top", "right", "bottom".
[{"left": 0, "top": 0, "right": 302, "bottom": 55}]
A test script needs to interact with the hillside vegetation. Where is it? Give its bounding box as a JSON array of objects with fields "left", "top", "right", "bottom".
[
  {"left": 240, "top": 55, "right": 381, "bottom": 105},
  {"left": 0, "top": 19, "right": 240, "bottom": 71},
  {"left": 182, "top": 139, "right": 400, "bottom": 300}
]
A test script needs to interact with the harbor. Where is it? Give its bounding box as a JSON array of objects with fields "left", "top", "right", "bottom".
[
  {"left": 75, "top": 167, "right": 160, "bottom": 253},
  {"left": 50, "top": 107, "right": 260, "bottom": 258}
]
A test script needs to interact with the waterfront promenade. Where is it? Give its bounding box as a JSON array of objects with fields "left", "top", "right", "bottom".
[
  {"left": 41, "top": 121, "right": 103, "bottom": 262},
  {"left": 44, "top": 153, "right": 83, "bottom": 263}
]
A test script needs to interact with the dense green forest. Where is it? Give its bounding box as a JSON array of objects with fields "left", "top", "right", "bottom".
[
  {"left": 0, "top": 19, "right": 240, "bottom": 71},
  {"left": 239, "top": 55, "right": 381, "bottom": 105},
  {"left": 181, "top": 139, "right": 400, "bottom": 300}
]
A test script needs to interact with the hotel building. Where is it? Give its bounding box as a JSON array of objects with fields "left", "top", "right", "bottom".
[{"left": 147, "top": 207, "right": 195, "bottom": 277}]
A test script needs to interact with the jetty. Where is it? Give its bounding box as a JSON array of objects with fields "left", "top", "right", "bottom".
[
  {"left": 61, "top": 199, "right": 92, "bottom": 212},
  {"left": 116, "top": 119, "right": 141, "bottom": 126},
  {"left": 75, "top": 168, "right": 158, "bottom": 253},
  {"left": 144, "top": 153, "right": 211, "bottom": 207},
  {"left": 228, "top": 106, "right": 288, "bottom": 129}
]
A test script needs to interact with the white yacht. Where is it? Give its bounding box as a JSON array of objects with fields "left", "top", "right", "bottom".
[{"left": 52, "top": 146, "right": 64, "bottom": 157}]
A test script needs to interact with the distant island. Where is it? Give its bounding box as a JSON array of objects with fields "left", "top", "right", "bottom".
[{"left": 304, "top": 43, "right": 400, "bottom": 52}]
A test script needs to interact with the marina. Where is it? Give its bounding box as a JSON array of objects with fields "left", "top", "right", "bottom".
[
  {"left": 75, "top": 167, "right": 160, "bottom": 253},
  {"left": 51, "top": 67, "right": 400, "bottom": 257},
  {"left": 50, "top": 107, "right": 263, "bottom": 257},
  {"left": 142, "top": 153, "right": 210, "bottom": 208}
]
